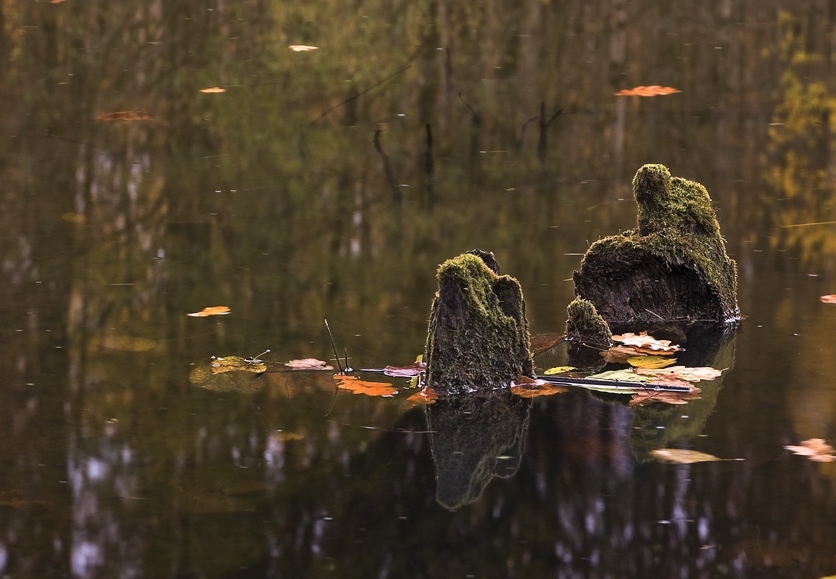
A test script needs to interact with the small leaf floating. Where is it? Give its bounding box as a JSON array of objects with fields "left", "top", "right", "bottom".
[
  {"left": 629, "top": 386, "right": 701, "bottom": 407},
  {"left": 200, "top": 87, "right": 226, "bottom": 93},
  {"left": 627, "top": 356, "right": 678, "bottom": 369},
  {"left": 820, "top": 295, "right": 836, "bottom": 304},
  {"left": 284, "top": 358, "right": 333, "bottom": 371},
  {"left": 784, "top": 438, "right": 836, "bottom": 462},
  {"left": 635, "top": 365, "right": 723, "bottom": 383},
  {"left": 187, "top": 306, "right": 231, "bottom": 317},
  {"left": 404, "top": 387, "right": 439, "bottom": 407},
  {"left": 651, "top": 449, "right": 727, "bottom": 464},
  {"left": 335, "top": 375, "right": 398, "bottom": 397},
  {"left": 543, "top": 366, "right": 575, "bottom": 376},
  {"left": 288, "top": 45, "right": 319, "bottom": 52},
  {"left": 210, "top": 356, "right": 267, "bottom": 375},
  {"left": 383, "top": 361, "right": 426, "bottom": 378},
  {"left": 510, "top": 375, "right": 569, "bottom": 399},
  {"left": 615, "top": 85, "right": 682, "bottom": 97}
]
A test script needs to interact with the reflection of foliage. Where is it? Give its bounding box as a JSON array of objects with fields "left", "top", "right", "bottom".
[{"left": 764, "top": 12, "right": 836, "bottom": 260}]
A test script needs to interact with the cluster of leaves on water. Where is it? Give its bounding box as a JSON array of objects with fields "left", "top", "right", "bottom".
[
  {"left": 615, "top": 85, "right": 681, "bottom": 97},
  {"left": 784, "top": 438, "right": 836, "bottom": 462}
]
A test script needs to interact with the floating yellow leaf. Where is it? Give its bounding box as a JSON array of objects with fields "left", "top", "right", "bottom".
[
  {"left": 288, "top": 45, "right": 319, "bottom": 52},
  {"left": 820, "top": 295, "right": 836, "bottom": 304},
  {"left": 627, "top": 356, "right": 677, "bottom": 369},
  {"left": 187, "top": 306, "right": 231, "bottom": 317},
  {"left": 543, "top": 366, "right": 575, "bottom": 375},
  {"left": 200, "top": 86, "right": 226, "bottom": 93},
  {"left": 651, "top": 449, "right": 724, "bottom": 464},
  {"left": 335, "top": 375, "right": 397, "bottom": 397},
  {"left": 210, "top": 356, "right": 267, "bottom": 374}
]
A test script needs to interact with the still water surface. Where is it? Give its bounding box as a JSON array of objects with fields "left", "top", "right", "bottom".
[{"left": 2, "top": 2, "right": 836, "bottom": 577}]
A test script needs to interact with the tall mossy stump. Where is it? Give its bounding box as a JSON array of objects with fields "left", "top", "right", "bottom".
[
  {"left": 425, "top": 250, "right": 534, "bottom": 395},
  {"left": 573, "top": 164, "right": 739, "bottom": 328}
]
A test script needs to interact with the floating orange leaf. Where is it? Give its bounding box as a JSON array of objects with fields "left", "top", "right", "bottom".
[
  {"left": 601, "top": 345, "right": 676, "bottom": 364},
  {"left": 187, "top": 306, "right": 231, "bottom": 317},
  {"left": 820, "top": 295, "right": 836, "bottom": 304},
  {"left": 288, "top": 45, "right": 319, "bottom": 52},
  {"left": 200, "top": 86, "right": 226, "bottom": 93},
  {"left": 510, "top": 375, "right": 568, "bottom": 398},
  {"left": 784, "top": 438, "right": 836, "bottom": 462},
  {"left": 651, "top": 449, "right": 725, "bottom": 464},
  {"left": 284, "top": 358, "right": 333, "bottom": 371},
  {"left": 404, "top": 387, "right": 439, "bottom": 407},
  {"left": 615, "top": 85, "right": 682, "bottom": 97},
  {"left": 97, "top": 110, "right": 154, "bottom": 121},
  {"left": 335, "top": 375, "right": 397, "bottom": 397}
]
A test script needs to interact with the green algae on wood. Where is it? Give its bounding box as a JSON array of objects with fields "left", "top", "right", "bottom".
[
  {"left": 425, "top": 251, "right": 533, "bottom": 394},
  {"left": 573, "top": 164, "right": 739, "bottom": 327},
  {"left": 565, "top": 297, "right": 612, "bottom": 348}
]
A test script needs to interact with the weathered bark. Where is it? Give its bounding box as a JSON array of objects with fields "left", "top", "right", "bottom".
[
  {"left": 573, "top": 164, "right": 739, "bottom": 327},
  {"left": 425, "top": 250, "right": 533, "bottom": 394}
]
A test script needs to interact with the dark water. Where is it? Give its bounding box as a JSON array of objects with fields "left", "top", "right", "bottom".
[{"left": 2, "top": 2, "right": 836, "bottom": 577}]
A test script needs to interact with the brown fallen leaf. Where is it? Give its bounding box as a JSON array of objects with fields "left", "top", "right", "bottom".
[
  {"left": 820, "top": 295, "right": 836, "bottom": 304},
  {"left": 615, "top": 85, "right": 682, "bottom": 97},
  {"left": 629, "top": 385, "right": 701, "bottom": 407},
  {"left": 187, "top": 305, "right": 231, "bottom": 317},
  {"left": 200, "top": 86, "right": 226, "bottom": 93},
  {"left": 284, "top": 358, "right": 333, "bottom": 371},
  {"left": 335, "top": 375, "right": 397, "bottom": 397},
  {"left": 383, "top": 361, "right": 426, "bottom": 378},
  {"left": 784, "top": 438, "right": 836, "bottom": 462},
  {"left": 611, "top": 331, "right": 683, "bottom": 352},
  {"left": 601, "top": 345, "right": 676, "bottom": 364},
  {"left": 288, "top": 45, "right": 319, "bottom": 52},
  {"left": 97, "top": 110, "right": 154, "bottom": 121},
  {"left": 635, "top": 366, "right": 723, "bottom": 383},
  {"left": 530, "top": 333, "right": 564, "bottom": 354}
]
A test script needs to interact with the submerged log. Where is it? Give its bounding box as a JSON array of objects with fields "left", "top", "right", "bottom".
[
  {"left": 425, "top": 250, "right": 533, "bottom": 394},
  {"left": 573, "top": 164, "right": 739, "bottom": 327}
]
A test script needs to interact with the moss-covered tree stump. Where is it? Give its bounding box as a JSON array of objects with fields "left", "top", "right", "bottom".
[
  {"left": 425, "top": 250, "right": 533, "bottom": 395},
  {"left": 573, "top": 164, "right": 739, "bottom": 327}
]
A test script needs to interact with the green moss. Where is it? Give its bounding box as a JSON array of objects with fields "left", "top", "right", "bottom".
[
  {"left": 575, "top": 164, "right": 739, "bottom": 324},
  {"left": 565, "top": 298, "right": 612, "bottom": 348},
  {"left": 425, "top": 252, "right": 533, "bottom": 394}
]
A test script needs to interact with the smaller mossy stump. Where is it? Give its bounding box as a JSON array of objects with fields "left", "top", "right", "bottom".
[
  {"left": 565, "top": 298, "right": 613, "bottom": 366},
  {"left": 573, "top": 164, "right": 739, "bottom": 326},
  {"left": 425, "top": 250, "right": 533, "bottom": 395}
]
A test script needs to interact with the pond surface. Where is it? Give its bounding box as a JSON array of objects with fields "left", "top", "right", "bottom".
[{"left": 2, "top": 2, "right": 836, "bottom": 577}]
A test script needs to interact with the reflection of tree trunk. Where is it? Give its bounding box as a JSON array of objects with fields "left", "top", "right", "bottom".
[
  {"left": 427, "top": 392, "right": 531, "bottom": 510},
  {"left": 424, "top": 123, "right": 436, "bottom": 207},
  {"left": 373, "top": 129, "right": 401, "bottom": 201}
]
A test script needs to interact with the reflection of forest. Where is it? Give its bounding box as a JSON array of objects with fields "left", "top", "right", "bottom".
[{"left": 1, "top": 1, "right": 836, "bottom": 577}]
